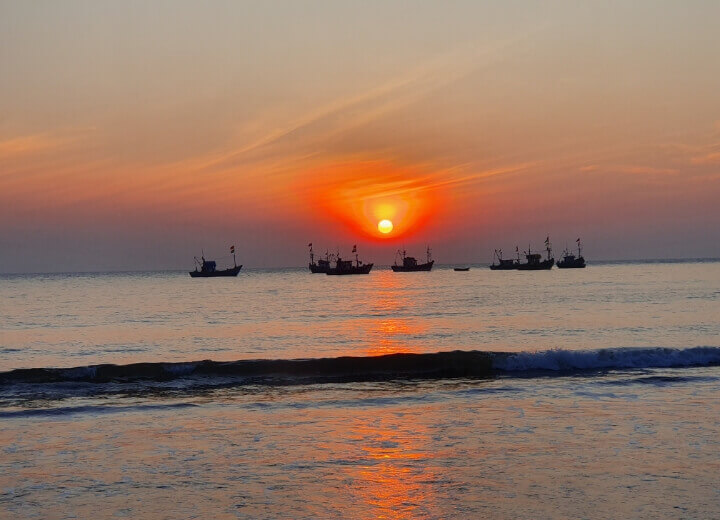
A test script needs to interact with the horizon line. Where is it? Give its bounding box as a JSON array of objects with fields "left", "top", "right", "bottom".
[{"left": 1, "top": 257, "right": 719, "bottom": 276}]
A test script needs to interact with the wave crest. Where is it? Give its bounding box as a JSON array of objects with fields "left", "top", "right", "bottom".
[
  {"left": 1, "top": 347, "right": 719, "bottom": 391},
  {"left": 493, "top": 346, "right": 720, "bottom": 372}
]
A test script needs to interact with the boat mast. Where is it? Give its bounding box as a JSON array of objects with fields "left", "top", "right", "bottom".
[
  {"left": 309, "top": 243, "right": 314, "bottom": 265},
  {"left": 545, "top": 237, "right": 552, "bottom": 260}
]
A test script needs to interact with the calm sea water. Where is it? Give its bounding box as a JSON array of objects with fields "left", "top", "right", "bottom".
[{"left": 1, "top": 261, "right": 719, "bottom": 518}]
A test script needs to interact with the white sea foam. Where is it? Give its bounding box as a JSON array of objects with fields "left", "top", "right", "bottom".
[
  {"left": 493, "top": 346, "right": 720, "bottom": 372},
  {"left": 63, "top": 366, "right": 98, "bottom": 380}
]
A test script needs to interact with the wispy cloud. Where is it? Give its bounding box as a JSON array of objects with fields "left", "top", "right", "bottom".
[
  {"left": 332, "top": 162, "right": 535, "bottom": 202},
  {"left": 0, "top": 133, "right": 73, "bottom": 159},
  {"left": 617, "top": 165, "right": 679, "bottom": 176},
  {"left": 690, "top": 150, "right": 720, "bottom": 165},
  {"left": 181, "top": 38, "right": 520, "bottom": 176},
  {"left": 579, "top": 165, "right": 599, "bottom": 172}
]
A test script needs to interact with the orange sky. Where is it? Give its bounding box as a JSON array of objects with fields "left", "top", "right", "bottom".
[{"left": 1, "top": 1, "right": 720, "bottom": 271}]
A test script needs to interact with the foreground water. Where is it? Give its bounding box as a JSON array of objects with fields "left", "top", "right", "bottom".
[{"left": 1, "top": 261, "right": 719, "bottom": 518}]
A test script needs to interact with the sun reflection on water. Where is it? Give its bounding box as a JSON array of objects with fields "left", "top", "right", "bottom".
[
  {"left": 347, "top": 416, "right": 436, "bottom": 519},
  {"left": 363, "top": 271, "right": 426, "bottom": 357}
]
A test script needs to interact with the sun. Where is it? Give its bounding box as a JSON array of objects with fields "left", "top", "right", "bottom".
[{"left": 378, "top": 219, "right": 393, "bottom": 234}]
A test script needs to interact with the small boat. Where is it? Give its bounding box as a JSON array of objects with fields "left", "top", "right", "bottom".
[
  {"left": 489, "top": 248, "right": 520, "bottom": 270},
  {"left": 326, "top": 245, "right": 373, "bottom": 275},
  {"left": 517, "top": 238, "right": 554, "bottom": 270},
  {"left": 557, "top": 239, "right": 586, "bottom": 269},
  {"left": 391, "top": 246, "right": 434, "bottom": 272},
  {"left": 189, "top": 248, "right": 242, "bottom": 277},
  {"left": 308, "top": 243, "right": 332, "bottom": 274},
  {"left": 454, "top": 267, "right": 470, "bottom": 272}
]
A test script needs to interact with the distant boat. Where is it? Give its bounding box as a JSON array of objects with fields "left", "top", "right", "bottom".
[
  {"left": 308, "top": 243, "right": 332, "bottom": 274},
  {"left": 391, "top": 246, "right": 434, "bottom": 272},
  {"left": 557, "top": 239, "right": 586, "bottom": 269},
  {"left": 327, "top": 245, "right": 373, "bottom": 275},
  {"left": 189, "top": 248, "right": 241, "bottom": 277},
  {"left": 517, "top": 238, "right": 554, "bottom": 270},
  {"left": 454, "top": 267, "right": 470, "bottom": 272},
  {"left": 489, "top": 248, "right": 520, "bottom": 270}
]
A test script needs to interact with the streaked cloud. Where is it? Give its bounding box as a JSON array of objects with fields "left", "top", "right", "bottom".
[{"left": 0, "top": 133, "right": 75, "bottom": 159}]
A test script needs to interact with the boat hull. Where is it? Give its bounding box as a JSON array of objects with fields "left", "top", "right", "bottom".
[
  {"left": 517, "top": 259, "right": 554, "bottom": 270},
  {"left": 391, "top": 261, "right": 434, "bottom": 272},
  {"left": 189, "top": 265, "right": 242, "bottom": 277},
  {"left": 454, "top": 267, "right": 470, "bottom": 272},
  {"left": 489, "top": 263, "right": 518, "bottom": 270},
  {"left": 326, "top": 263, "right": 373, "bottom": 275},
  {"left": 309, "top": 263, "right": 330, "bottom": 274},
  {"left": 557, "top": 257, "right": 586, "bottom": 268}
]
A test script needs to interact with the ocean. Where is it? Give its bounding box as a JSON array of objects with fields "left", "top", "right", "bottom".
[{"left": 1, "top": 261, "right": 719, "bottom": 519}]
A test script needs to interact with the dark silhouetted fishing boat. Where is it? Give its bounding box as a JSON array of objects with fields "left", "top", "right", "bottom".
[
  {"left": 391, "top": 246, "right": 434, "bottom": 272},
  {"left": 489, "top": 248, "right": 520, "bottom": 270},
  {"left": 327, "top": 245, "right": 373, "bottom": 275},
  {"left": 308, "top": 243, "right": 332, "bottom": 274},
  {"left": 557, "top": 238, "right": 586, "bottom": 269},
  {"left": 189, "top": 247, "right": 242, "bottom": 277},
  {"left": 454, "top": 267, "right": 470, "bottom": 271},
  {"left": 517, "top": 237, "right": 554, "bottom": 270}
]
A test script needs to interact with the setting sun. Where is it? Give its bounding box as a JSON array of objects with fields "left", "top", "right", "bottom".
[{"left": 378, "top": 219, "right": 393, "bottom": 234}]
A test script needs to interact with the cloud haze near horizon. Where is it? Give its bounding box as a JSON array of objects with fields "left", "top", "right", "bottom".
[{"left": 1, "top": 0, "right": 719, "bottom": 272}]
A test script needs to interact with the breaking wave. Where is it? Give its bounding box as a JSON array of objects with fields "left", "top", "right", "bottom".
[
  {"left": 1, "top": 347, "right": 719, "bottom": 394},
  {"left": 492, "top": 346, "right": 720, "bottom": 372}
]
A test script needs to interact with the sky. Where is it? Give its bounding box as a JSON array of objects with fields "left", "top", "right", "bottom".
[{"left": 1, "top": 0, "right": 720, "bottom": 272}]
